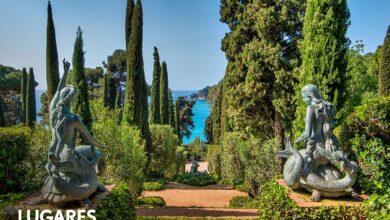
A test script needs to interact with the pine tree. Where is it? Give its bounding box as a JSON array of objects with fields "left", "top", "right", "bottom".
[
  {"left": 26, "top": 68, "right": 36, "bottom": 127},
  {"left": 71, "top": 27, "right": 93, "bottom": 131},
  {"left": 123, "top": 0, "right": 143, "bottom": 126},
  {"left": 293, "top": 0, "right": 350, "bottom": 136},
  {"left": 160, "top": 61, "right": 169, "bottom": 124},
  {"left": 20, "top": 68, "right": 27, "bottom": 124},
  {"left": 168, "top": 89, "right": 175, "bottom": 128},
  {"left": 125, "top": 0, "right": 134, "bottom": 48},
  {"left": 0, "top": 95, "right": 5, "bottom": 126},
  {"left": 149, "top": 47, "right": 161, "bottom": 124},
  {"left": 46, "top": 1, "right": 60, "bottom": 104},
  {"left": 379, "top": 25, "right": 390, "bottom": 96}
]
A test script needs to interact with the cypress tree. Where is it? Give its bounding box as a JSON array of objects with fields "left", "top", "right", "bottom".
[
  {"left": 212, "top": 85, "right": 223, "bottom": 144},
  {"left": 168, "top": 89, "right": 175, "bottom": 128},
  {"left": 125, "top": 0, "right": 134, "bottom": 48},
  {"left": 46, "top": 1, "right": 60, "bottom": 104},
  {"left": 159, "top": 61, "right": 169, "bottom": 124},
  {"left": 149, "top": 47, "right": 161, "bottom": 124},
  {"left": 26, "top": 68, "right": 36, "bottom": 127},
  {"left": 71, "top": 27, "right": 93, "bottom": 131},
  {"left": 293, "top": 0, "right": 350, "bottom": 136},
  {"left": 103, "top": 73, "right": 117, "bottom": 109},
  {"left": 102, "top": 74, "right": 108, "bottom": 106},
  {"left": 123, "top": 0, "right": 143, "bottom": 126},
  {"left": 379, "top": 25, "right": 390, "bottom": 96},
  {"left": 174, "top": 99, "right": 181, "bottom": 143},
  {"left": 20, "top": 68, "right": 27, "bottom": 124},
  {"left": 0, "top": 96, "right": 5, "bottom": 126}
]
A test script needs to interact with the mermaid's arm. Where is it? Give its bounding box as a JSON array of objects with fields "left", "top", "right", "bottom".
[
  {"left": 295, "top": 106, "right": 314, "bottom": 144},
  {"left": 49, "top": 59, "right": 71, "bottom": 114}
]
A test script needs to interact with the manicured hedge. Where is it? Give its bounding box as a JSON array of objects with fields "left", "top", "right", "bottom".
[
  {"left": 0, "top": 127, "right": 30, "bottom": 193},
  {"left": 136, "top": 196, "right": 166, "bottom": 208}
]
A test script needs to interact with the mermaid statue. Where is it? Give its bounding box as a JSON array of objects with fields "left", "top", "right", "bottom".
[
  {"left": 40, "top": 59, "right": 106, "bottom": 207},
  {"left": 278, "top": 84, "right": 360, "bottom": 202}
]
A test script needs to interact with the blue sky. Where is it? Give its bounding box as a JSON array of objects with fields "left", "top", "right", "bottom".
[{"left": 0, "top": 0, "right": 389, "bottom": 90}]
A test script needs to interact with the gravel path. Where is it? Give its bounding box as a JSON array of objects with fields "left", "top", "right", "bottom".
[{"left": 138, "top": 161, "right": 256, "bottom": 218}]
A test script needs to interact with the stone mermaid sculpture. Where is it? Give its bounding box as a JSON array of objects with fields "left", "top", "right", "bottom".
[
  {"left": 40, "top": 59, "right": 106, "bottom": 207},
  {"left": 278, "top": 84, "right": 360, "bottom": 202}
]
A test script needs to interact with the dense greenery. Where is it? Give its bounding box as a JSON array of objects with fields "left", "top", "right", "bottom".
[
  {"left": 95, "top": 183, "right": 136, "bottom": 220},
  {"left": 256, "top": 179, "right": 389, "bottom": 220},
  {"left": 339, "top": 96, "right": 389, "bottom": 195},
  {"left": 149, "top": 124, "right": 182, "bottom": 179},
  {"left": 137, "top": 196, "right": 166, "bottom": 208},
  {"left": 45, "top": 1, "right": 60, "bottom": 105},
  {"left": 26, "top": 68, "right": 36, "bottom": 127},
  {"left": 150, "top": 47, "right": 161, "bottom": 124},
  {"left": 159, "top": 61, "right": 169, "bottom": 124},
  {"left": 379, "top": 25, "right": 390, "bottom": 96},
  {"left": 175, "top": 96, "right": 195, "bottom": 142},
  {"left": 91, "top": 102, "right": 146, "bottom": 197},
  {"left": 0, "top": 127, "right": 30, "bottom": 193},
  {"left": 70, "top": 27, "right": 93, "bottom": 132},
  {"left": 293, "top": 0, "right": 350, "bottom": 136},
  {"left": 175, "top": 173, "right": 217, "bottom": 186},
  {"left": 208, "top": 133, "right": 279, "bottom": 196},
  {"left": 0, "top": 126, "right": 49, "bottom": 193}
]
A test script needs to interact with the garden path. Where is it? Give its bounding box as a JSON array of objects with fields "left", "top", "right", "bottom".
[{"left": 137, "top": 162, "right": 259, "bottom": 218}]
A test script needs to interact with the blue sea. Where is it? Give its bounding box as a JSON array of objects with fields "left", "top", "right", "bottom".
[{"left": 36, "top": 90, "right": 210, "bottom": 145}]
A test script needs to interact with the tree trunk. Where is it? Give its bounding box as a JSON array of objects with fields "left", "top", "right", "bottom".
[{"left": 274, "top": 110, "right": 285, "bottom": 173}]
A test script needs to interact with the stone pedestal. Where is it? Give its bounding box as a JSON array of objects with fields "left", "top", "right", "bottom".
[
  {"left": 5, "top": 185, "right": 115, "bottom": 220},
  {"left": 276, "top": 179, "right": 368, "bottom": 208}
]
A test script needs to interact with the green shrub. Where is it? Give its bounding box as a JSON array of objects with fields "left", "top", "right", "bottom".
[
  {"left": 234, "top": 184, "right": 248, "bottom": 192},
  {"left": 143, "top": 181, "right": 165, "bottom": 191},
  {"left": 95, "top": 183, "right": 136, "bottom": 220},
  {"left": 149, "top": 124, "right": 180, "bottom": 179},
  {"left": 339, "top": 96, "right": 390, "bottom": 195},
  {"left": 175, "top": 173, "right": 216, "bottom": 186},
  {"left": 258, "top": 180, "right": 364, "bottom": 219},
  {"left": 166, "top": 146, "right": 187, "bottom": 179},
  {"left": 219, "top": 132, "right": 244, "bottom": 185},
  {"left": 229, "top": 196, "right": 259, "bottom": 209},
  {"left": 0, "top": 127, "right": 30, "bottom": 193},
  {"left": 92, "top": 102, "right": 146, "bottom": 197},
  {"left": 188, "top": 137, "right": 205, "bottom": 160},
  {"left": 136, "top": 196, "right": 166, "bottom": 208},
  {"left": 361, "top": 194, "right": 390, "bottom": 219},
  {"left": 24, "top": 125, "right": 51, "bottom": 191},
  {"left": 206, "top": 145, "right": 222, "bottom": 178},
  {"left": 217, "top": 132, "right": 279, "bottom": 196}
]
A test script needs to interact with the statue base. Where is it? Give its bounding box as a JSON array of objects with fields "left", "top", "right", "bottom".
[
  {"left": 276, "top": 179, "right": 368, "bottom": 207},
  {"left": 4, "top": 185, "right": 115, "bottom": 220}
]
